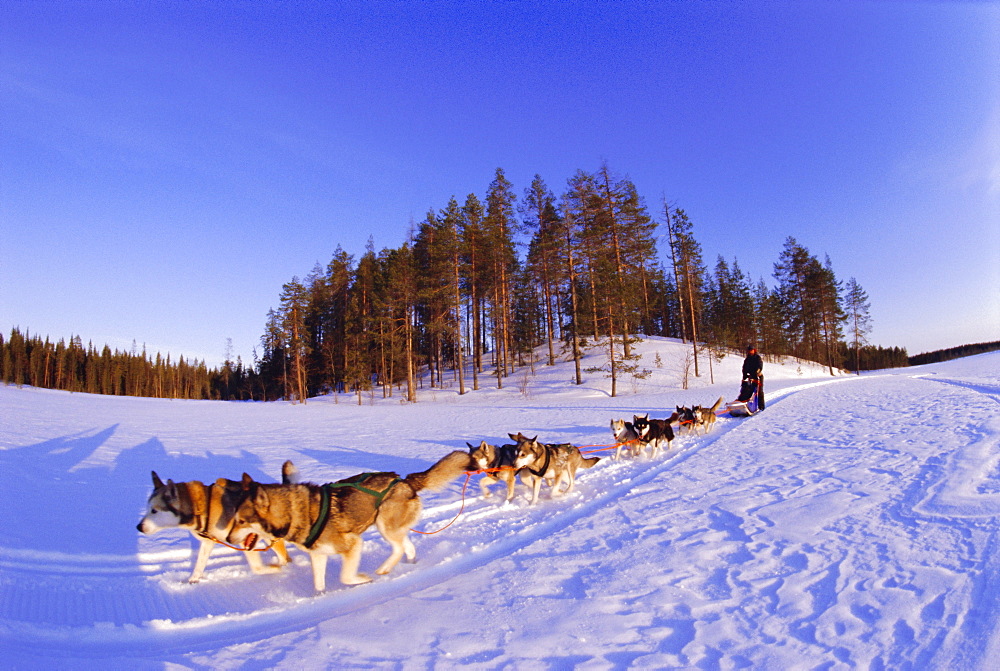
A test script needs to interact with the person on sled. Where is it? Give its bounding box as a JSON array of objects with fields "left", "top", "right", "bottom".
[{"left": 740, "top": 346, "right": 765, "bottom": 410}]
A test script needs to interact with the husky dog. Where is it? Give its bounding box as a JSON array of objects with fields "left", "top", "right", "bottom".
[
  {"left": 632, "top": 413, "right": 675, "bottom": 457},
  {"left": 467, "top": 440, "right": 519, "bottom": 501},
  {"left": 610, "top": 418, "right": 642, "bottom": 459},
  {"left": 692, "top": 397, "right": 724, "bottom": 434},
  {"left": 136, "top": 463, "right": 296, "bottom": 583},
  {"left": 676, "top": 405, "right": 697, "bottom": 434},
  {"left": 225, "top": 450, "right": 474, "bottom": 592},
  {"left": 509, "top": 432, "right": 600, "bottom": 504}
]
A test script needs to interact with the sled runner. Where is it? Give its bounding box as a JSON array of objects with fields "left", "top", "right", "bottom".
[{"left": 726, "top": 378, "right": 760, "bottom": 417}]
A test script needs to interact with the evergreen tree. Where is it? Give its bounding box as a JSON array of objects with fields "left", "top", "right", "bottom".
[
  {"left": 522, "top": 175, "right": 562, "bottom": 366},
  {"left": 483, "top": 168, "right": 520, "bottom": 387},
  {"left": 278, "top": 277, "right": 310, "bottom": 403},
  {"left": 665, "top": 207, "right": 706, "bottom": 377},
  {"left": 843, "top": 277, "right": 872, "bottom": 374},
  {"left": 460, "top": 192, "right": 487, "bottom": 390}
]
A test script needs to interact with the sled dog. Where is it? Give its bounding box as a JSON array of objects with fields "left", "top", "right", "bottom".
[
  {"left": 136, "top": 463, "right": 296, "bottom": 583},
  {"left": 225, "top": 450, "right": 474, "bottom": 592},
  {"left": 692, "top": 397, "right": 724, "bottom": 434},
  {"left": 509, "top": 433, "right": 600, "bottom": 504},
  {"left": 632, "top": 413, "right": 675, "bottom": 457},
  {"left": 610, "top": 418, "right": 642, "bottom": 459},
  {"left": 467, "top": 440, "right": 519, "bottom": 501},
  {"left": 676, "top": 406, "right": 697, "bottom": 434}
]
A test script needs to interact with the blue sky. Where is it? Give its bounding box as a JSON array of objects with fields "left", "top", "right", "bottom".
[{"left": 2, "top": 1, "right": 997, "bottom": 368}]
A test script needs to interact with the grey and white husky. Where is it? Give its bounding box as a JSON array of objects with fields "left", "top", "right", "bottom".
[
  {"left": 224, "top": 451, "right": 474, "bottom": 592},
  {"left": 136, "top": 462, "right": 297, "bottom": 583},
  {"left": 610, "top": 418, "right": 642, "bottom": 459},
  {"left": 692, "top": 397, "right": 724, "bottom": 434},
  {"left": 509, "top": 432, "right": 600, "bottom": 504},
  {"left": 467, "top": 440, "right": 519, "bottom": 501}
]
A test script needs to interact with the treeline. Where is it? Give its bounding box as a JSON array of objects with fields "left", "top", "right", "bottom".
[
  {"left": 5, "top": 165, "right": 919, "bottom": 402},
  {"left": 909, "top": 341, "right": 1000, "bottom": 366},
  {"left": 251, "top": 164, "right": 901, "bottom": 403},
  {"left": 0, "top": 328, "right": 259, "bottom": 400}
]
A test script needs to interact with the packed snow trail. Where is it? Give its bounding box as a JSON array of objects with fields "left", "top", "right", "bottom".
[
  {"left": 3, "top": 345, "right": 999, "bottom": 668},
  {"left": 1, "top": 382, "right": 778, "bottom": 655}
]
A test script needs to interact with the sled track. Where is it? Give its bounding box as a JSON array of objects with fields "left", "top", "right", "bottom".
[{"left": 1, "top": 381, "right": 833, "bottom": 658}]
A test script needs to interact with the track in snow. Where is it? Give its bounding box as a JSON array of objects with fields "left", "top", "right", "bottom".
[{"left": 0, "top": 379, "right": 844, "bottom": 657}]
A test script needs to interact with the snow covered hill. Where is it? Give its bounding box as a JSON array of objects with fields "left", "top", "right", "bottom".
[{"left": 2, "top": 337, "right": 999, "bottom": 669}]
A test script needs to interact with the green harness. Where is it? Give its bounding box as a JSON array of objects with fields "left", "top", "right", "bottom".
[{"left": 303, "top": 473, "right": 402, "bottom": 549}]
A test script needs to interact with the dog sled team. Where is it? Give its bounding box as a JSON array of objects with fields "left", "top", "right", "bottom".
[
  {"left": 138, "top": 397, "right": 727, "bottom": 594},
  {"left": 610, "top": 396, "right": 724, "bottom": 460}
]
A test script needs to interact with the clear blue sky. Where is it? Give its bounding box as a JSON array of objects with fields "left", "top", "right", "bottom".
[{"left": 2, "top": 1, "right": 998, "bottom": 368}]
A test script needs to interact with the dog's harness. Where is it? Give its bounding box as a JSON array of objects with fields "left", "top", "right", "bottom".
[
  {"left": 526, "top": 446, "right": 553, "bottom": 478},
  {"left": 181, "top": 482, "right": 213, "bottom": 540},
  {"left": 303, "top": 473, "right": 402, "bottom": 549}
]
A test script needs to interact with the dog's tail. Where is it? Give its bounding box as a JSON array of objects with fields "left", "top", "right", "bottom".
[
  {"left": 709, "top": 396, "right": 724, "bottom": 413},
  {"left": 281, "top": 460, "right": 299, "bottom": 484},
  {"left": 405, "top": 451, "right": 475, "bottom": 492},
  {"left": 581, "top": 456, "right": 600, "bottom": 469}
]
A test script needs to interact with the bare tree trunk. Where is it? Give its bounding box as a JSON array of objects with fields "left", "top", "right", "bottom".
[
  {"left": 684, "top": 255, "right": 700, "bottom": 378},
  {"left": 565, "top": 217, "right": 583, "bottom": 385},
  {"left": 664, "top": 202, "right": 688, "bottom": 343},
  {"left": 453, "top": 253, "right": 466, "bottom": 394},
  {"left": 405, "top": 306, "right": 416, "bottom": 402}
]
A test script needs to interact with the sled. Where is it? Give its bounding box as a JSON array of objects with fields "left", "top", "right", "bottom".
[{"left": 726, "top": 379, "right": 759, "bottom": 417}]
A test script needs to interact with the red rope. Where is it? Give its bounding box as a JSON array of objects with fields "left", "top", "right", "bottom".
[
  {"left": 412, "top": 437, "right": 641, "bottom": 534},
  {"left": 412, "top": 472, "right": 473, "bottom": 535}
]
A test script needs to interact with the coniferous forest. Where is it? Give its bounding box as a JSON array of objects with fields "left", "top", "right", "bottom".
[{"left": 3, "top": 165, "right": 914, "bottom": 401}]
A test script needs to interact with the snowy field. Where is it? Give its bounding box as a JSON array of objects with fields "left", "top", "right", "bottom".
[{"left": 2, "top": 337, "right": 999, "bottom": 670}]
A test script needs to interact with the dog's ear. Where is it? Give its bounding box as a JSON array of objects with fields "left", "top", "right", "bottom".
[
  {"left": 480, "top": 440, "right": 490, "bottom": 448},
  {"left": 509, "top": 433, "right": 519, "bottom": 442},
  {"left": 241, "top": 473, "right": 255, "bottom": 491},
  {"left": 247, "top": 484, "right": 269, "bottom": 511},
  {"left": 151, "top": 471, "right": 164, "bottom": 489},
  {"left": 165, "top": 479, "right": 177, "bottom": 498}
]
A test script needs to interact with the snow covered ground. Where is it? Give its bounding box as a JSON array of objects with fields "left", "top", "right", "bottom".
[{"left": 2, "top": 337, "right": 999, "bottom": 670}]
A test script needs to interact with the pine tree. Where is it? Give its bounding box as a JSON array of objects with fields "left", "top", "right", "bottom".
[
  {"left": 558, "top": 191, "right": 584, "bottom": 385},
  {"left": 666, "top": 207, "right": 706, "bottom": 377},
  {"left": 460, "top": 193, "right": 487, "bottom": 390},
  {"left": 522, "top": 175, "right": 562, "bottom": 367},
  {"left": 843, "top": 277, "right": 872, "bottom": 374},
  {"left": 278, "top": 277, "right": 310, "bottom": 403},
  {"left": 773, "top": 237, "right": 822, "bottom": 362},
  {"left": 483, "top": 168, "right": 520, "bottom": 387}
]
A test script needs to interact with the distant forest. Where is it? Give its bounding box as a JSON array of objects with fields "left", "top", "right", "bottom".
[
  {"left": 5, "top": 164, "right": 918, "bottom": 401},
  {"left": 908, "top": 341, "right": 1000, "bottom": 366}
]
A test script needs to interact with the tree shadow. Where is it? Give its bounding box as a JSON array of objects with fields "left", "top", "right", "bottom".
[{"left": 0, "top": 425, "right": 269, "bottom": 555}]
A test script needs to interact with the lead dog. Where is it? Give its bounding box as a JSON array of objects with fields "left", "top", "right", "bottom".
[
  {"left": 610, "top": 418, "right": 642, "bottom": 459},
  {"left": 224, "top": 450, "right": 474, "bottom": 592},
  {"left": 467, "top": 440, "right": 519, "bottom": 501},
  {"left": 509, "top": 432, "right": 600, "bottom": 504},
  {"left": 136, "top": 462, "right": 296, "bottom": 583}
]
